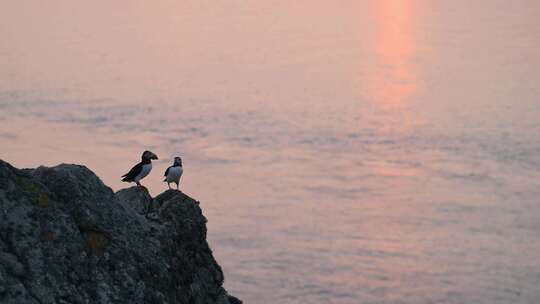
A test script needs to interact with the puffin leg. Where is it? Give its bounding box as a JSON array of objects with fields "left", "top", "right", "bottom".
[
  {"left": 136, "top": 181, "right": 141, "bottom": 187},
  {"left": 168, "top": 183, "right": 171, "bottom": 190},
  {"left": 176, "top": 182, "right": 179, "bottom": 190}
]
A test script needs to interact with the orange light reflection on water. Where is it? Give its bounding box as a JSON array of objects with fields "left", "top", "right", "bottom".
[{"left": 371, "top": 0, "right": 418, "bottom": 106}]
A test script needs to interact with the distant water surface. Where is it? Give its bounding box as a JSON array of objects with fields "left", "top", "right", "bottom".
[{"left": 1, "top": 1, "right": 540, "bottom": 303}]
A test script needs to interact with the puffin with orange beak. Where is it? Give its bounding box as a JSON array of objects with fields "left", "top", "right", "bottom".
[{"left": 121, "top": 150, "right": 158, "bottom": 187}]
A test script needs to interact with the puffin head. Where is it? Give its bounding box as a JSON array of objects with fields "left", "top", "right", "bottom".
[
  {"left": 142, "top": 150, "right": 158, "bottom": 161},
  {"left": 174, "top": 156, "right": 182, "bottom": 166}
]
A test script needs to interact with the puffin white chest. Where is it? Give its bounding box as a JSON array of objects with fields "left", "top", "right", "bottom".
[
  {"left": 166, "top": 166, "right": 183, "bottom": 183},
  {"left": 135, "top": 163, "right": 152, "bottom": 182}
]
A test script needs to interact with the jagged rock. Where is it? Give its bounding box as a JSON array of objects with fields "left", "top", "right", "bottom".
[
  {"left": 0, "top": 160, "right": 241, "bottom": 304},
  {"left": 116, "top": 186, "right": 153, "bottom": 215}
]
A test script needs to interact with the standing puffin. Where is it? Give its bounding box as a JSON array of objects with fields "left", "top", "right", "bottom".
[
  {"left": 121, "top": 150, "right": 158, "bottom": 187},
  {"left": 164, "top": 157, "right": 183, "bottom": 190}
]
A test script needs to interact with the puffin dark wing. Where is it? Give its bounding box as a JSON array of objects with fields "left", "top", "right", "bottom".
[
  {"left": 164, "top": 166, "right": 171, "bottom": 177},
  {"left": 122, "top": 162, "right": 142, "bottom": 182},
  {"left": 163, "top": 166, "right": 171, "bottom": 182}
]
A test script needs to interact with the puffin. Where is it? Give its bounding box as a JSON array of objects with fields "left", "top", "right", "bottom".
[
  {"left": 121, "top": 150, "right": 158, "bottom": 187},
  {"left": 163, "top": 156, "right": 183, "bottom": 190}
]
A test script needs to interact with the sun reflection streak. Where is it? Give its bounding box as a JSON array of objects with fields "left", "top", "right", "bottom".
[{"left": 371, "top": 0, "right": 418, "bottom": 106}]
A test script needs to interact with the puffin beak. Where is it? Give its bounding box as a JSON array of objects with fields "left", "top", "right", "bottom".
[{"left": 152, "top": 154, "right": 158, "bottom": 160}]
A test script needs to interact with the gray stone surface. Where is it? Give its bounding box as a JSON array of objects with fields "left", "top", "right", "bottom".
[{"left": 0, "top": 160, "right": 241, "bottom": 304}]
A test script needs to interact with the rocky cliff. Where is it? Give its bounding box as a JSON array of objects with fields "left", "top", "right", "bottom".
[{"left": 0, "top": 160, "right": 241, "bottom": 304}]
